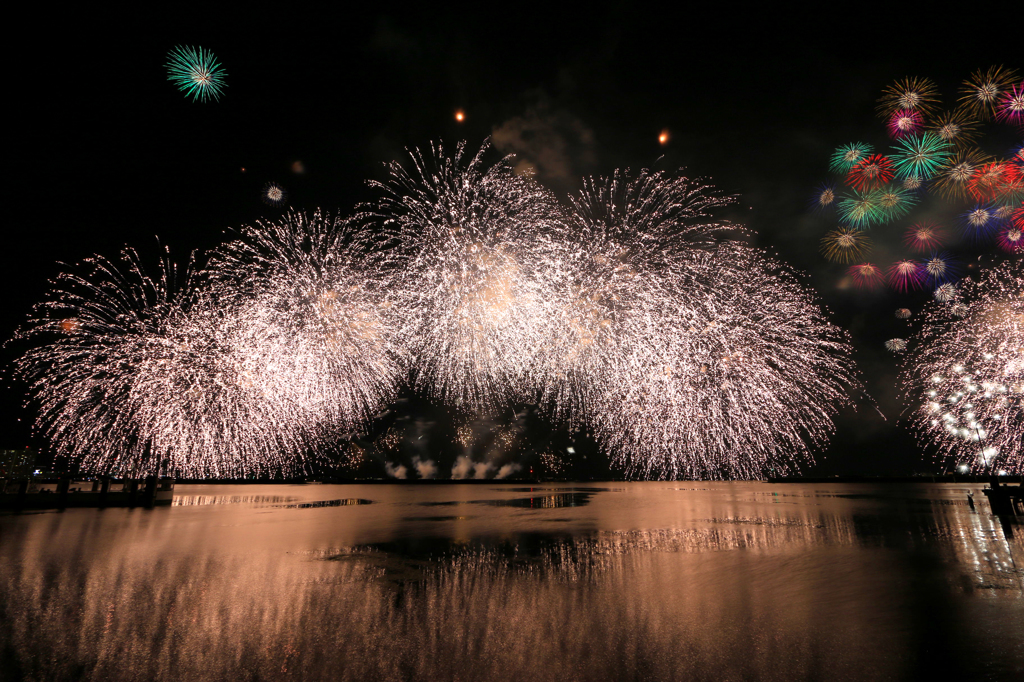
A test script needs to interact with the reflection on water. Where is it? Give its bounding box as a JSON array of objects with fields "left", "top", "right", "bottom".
[
  {"left": 1, "top": 482, "right": 1022, "bottom": 681},
  {"left": 282, "top": 498, "right": 373, "bottom": 509}
]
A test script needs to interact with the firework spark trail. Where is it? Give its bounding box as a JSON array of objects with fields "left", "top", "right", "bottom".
[
  {"left": 901, "top": 260, "right": 1024, "bottom": 474},
  {"left": 540, "top": 171, "right": 859, "bottom": 479},
  {"left": 206, "top": 209, "right": 409, "bottom": 444},
  {"left": 12, "top": 248, "right": 312, "bottom": 477},
  {"left": 16, "top": 142, "right": 862, "bottom": 480},
  {"left": 356, "top": 141, "right": 569, "bottom": 413}
]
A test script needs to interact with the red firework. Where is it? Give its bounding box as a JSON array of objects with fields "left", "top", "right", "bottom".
[
  {"left": 887, "top": 109, "right": 923, "bottom": 139},
  {"left": 846, "top": 154, "right": 895, "bottom": 191},
  {"left": 886, "top": 260, "right": 926, "bottom": 292},
  {"left": 846, "top": 263, "right": 883, "bottom": 289},
  {"left": 903, "top": 223, "right": 946, "bottom": 252},
  {"left": 967, "top": 161, "right": 1023, "bottom": 201}
]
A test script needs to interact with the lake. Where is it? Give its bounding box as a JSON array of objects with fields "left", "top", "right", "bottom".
[{"left": 2, "top": 482, "right": 1022, "bottom": 680}]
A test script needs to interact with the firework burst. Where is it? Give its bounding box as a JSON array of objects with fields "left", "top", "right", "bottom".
[
  {"left": 923, "top": 252, "right": 960, "bottom": 286},
  {"left": 829, "top": 143, "right": 873, "bottom": 174},
  {"left": 995, "top": 81, "right": 1024, "bottom": 127},
  {"left": 901, "top": 260, "right": 1024, "bottom": 473},
  {"left": 887, "top": 260, "right": 926, "bottom": 292},
  {"left": 809, "top": 182, "right": 837, "bottom": 213},
  {"left": 847, "top": 263, "right": 883, "bottom": 289},
  {"left": 261, "top": 182, "right": 287, "bottom": 207},
  {"left": 872, "top": 184, "right": 917, "bottom": 222},
  {"left": 357, "top": 141, "right": 569, "bottom": 413},
  {"left": 165, "top": 45, "right": 227, "bottom": 103},
  {"left": 958, "top": 66, "right": 1020, "bottom": 120},
  {"left": 931, "top": 149, "right": 990, "bottom": 200},
  {"left": 886, "top": 338, "right": 908, "bottom": 353},
  {"left": 846, "top": 154, "right": 895, "bottom": 191},
  {"left": 837, "top": 190, "right": 882, "bottom": 228},
  {"left": 889, "top": 133, "right": 952, "bottom": 181},
  {"left": 819, "top": 227, "right": 871, "bottom": 263},
  {"left": 877, "top": 77, "right": 939, "bottom": 118},
  {"left": 887, "top": 109, "right": 923, "bottom": 139},
  {"left": 12, "top": 248, "right": 315, "bottom": 477},
  {"left": 903, "top": 223, "right": 946, "bottom": 252}
]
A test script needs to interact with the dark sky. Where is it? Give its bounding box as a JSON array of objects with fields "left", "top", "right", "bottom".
[{"left": 4, "top": 5, "right": 1020, "bottom": 476}]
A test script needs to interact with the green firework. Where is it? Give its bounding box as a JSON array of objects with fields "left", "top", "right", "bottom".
[
  {"left": 166, "top": 45, "right": 227, "bottom": 102},
  {"left": 872, "top": 184, "right": 918, "bottom": 222},
  {"left": 837, "top": 190, "right": 883, "bottom": 228},
  {"left": 890, "top": 133, "right": 952, "bottom": 180},
  {"left": 829, "top": 142, "right": 874, "bottom": 174}
]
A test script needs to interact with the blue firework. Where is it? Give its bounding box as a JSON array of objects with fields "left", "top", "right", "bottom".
[
  {"left": 809, "top": 181, "right": 838, "bottom": 213},
  {"left": 166, "top": 45, "right": 227, "bottom": 102},
  {"left": 960, "top": 204, "right": 998, "bottom": 241},
  {"left": 922, "top": 251, "right": 961, "bottom": 285}
]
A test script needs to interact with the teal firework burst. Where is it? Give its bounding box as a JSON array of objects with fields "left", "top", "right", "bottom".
[
  {"left": 829, "top": 142, "right": 873, "bottom": 174},
  {"left": 890, "top": 133, "right": 952, "bottom": 181},
  {"left": 872, "top": 184, "right": 918, "bottom": 222},
  {"left": 166, "top": 45, "right": 227, "bottom": 102},
  {"left": 838, "top": 190, "right": 882, "bottom": 228}
]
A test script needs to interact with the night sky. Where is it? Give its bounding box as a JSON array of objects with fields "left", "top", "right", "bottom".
[{"left": 4, "top": 6, "right": 1019, "bottom": 477}]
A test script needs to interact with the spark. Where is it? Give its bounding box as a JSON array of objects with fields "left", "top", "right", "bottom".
[
  {"left": 165, "top": 45, "right": 227, "bottom": 103},
  {"left": 901, "top": 260, "right": 1024, "bottom": 473}
]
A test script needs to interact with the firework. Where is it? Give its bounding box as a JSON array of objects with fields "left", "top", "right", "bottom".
[
  {"left": 205, "top": 209, "right": 409, "bottom": 443},
  {"left": 889, "top": 133, "right": 952, "bottom": 181},
  {"left": 528, "top": 168, "right": 858, "bottom": 479},
  {"left": 872, "top": 184, "right": 917, "bottom": 222},
  {"left": 12, "top": 249, "right": 315, "bottom": 477},
  {"left": 934, "top": 283, "right": 958, "bottom": 302},
  {"left": 877, "top": 77, "right": 939, "bottom": 118},
  {"left": 901, "top": 174, "right": 925, "bottom": 192},
  {"left": 845, "top": 154, "right": 894, "bottom": 191},
  {"left": 165, "top": 45, "right": 227, "bottom": 103},
  {"left": 837, "top": 190, "right": 882, "bottom": 228},
  {"left": 895, "top": 308, "right": 912, "bottom": 320},
  {"left": 929, "top": 109, "right": 980, "bottom": 149},
  {"left": 923, "top": 252, "right": 960, "bottom": 286},
  {"left": 887, "top": 109, "right": 923, "bottom": 139},
  {"left": 887, "top": 260, "right": 926, "bottom": 292},
  {"left": 809, "top": 182, "right": 837, "bottom": 213},
  {"left": 968, "top": 161, "right": 1023, "bottom": 202},
  {"left": 261, "top": 182, "right": 287, "bottom": 206},
  {"left": 996, "top": 225, "right": 1024, "bottom": 254},
  {"left": 819, "top": 227, "right": 871, "bottom": 263},
  {"left": 903, "top": 223, "right": 946, "bottom": 252},
  {"left": 958, "top": 66, "right": 1020, "bottom": 120},
  {"left": 847, "top": 263, "right": 883, "bottom": 289},
  {"left": 886, "top": 338, "right": 908, "bottom": 353},
  {"left": 829, "top": 143, "right": 873, "bottom": 174},
  {"left": 357, "top": 141, "right": 569, "bottom": 413},
  {"left": 931, "top": 149, "right": 990, "bottom": 200},
  {"left": 995, "top": 81, "right": 1024, "bottom": 127},
  {"left": 901, "top": 259, "right": 1024, "bottom": 473},
  {"left": 960, "top": 204, "right": 997, "bottom": 241}
]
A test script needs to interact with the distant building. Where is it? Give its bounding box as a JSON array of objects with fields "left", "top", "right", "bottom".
[{"left": 0, "top": 448, "right": 36, "bottom": 478}]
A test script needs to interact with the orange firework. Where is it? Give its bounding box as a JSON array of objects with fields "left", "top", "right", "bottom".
[
  {"left": 928, "top": 109, "right": 980, "bottom": 149},
  {"left": 820, "top": 227, "right": 872, "bottom": 263},
  {"left": 931, "top": 149, "right": 990, "bottom": 200},
  {"left": 958, "top": 65, "right": 1020, "bottom": 120},
  {"left": 877, "top": 77, "right": 940, "bottom": 118}
]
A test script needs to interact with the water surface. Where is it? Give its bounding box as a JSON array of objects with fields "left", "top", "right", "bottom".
[{"left": 2, "top": 482, "right": 1022, "bottom": 680}]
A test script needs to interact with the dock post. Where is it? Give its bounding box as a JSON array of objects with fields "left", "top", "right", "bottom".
[
  {"left": 57, "top": 478, "right": 70, "bottom": 510},
  {"left": 98, "top": 476, "right": 110, "bottom": 507},
  {"left": 143, "top": 475, "right": 158, "bottom": 508}
]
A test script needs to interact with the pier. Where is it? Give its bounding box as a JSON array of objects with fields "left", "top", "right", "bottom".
[{"left": 0, "top": 476, "right": 174, "bottom": 510}]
